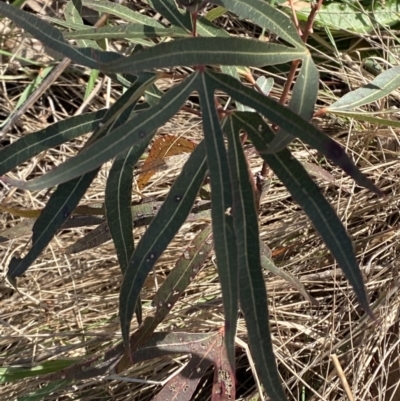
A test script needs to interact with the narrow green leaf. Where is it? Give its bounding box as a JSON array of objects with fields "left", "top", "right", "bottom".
[
  {"left": 328, "top": 65, "right": 400, "bottom": 111},
  {"left": 144, "top": 225, "right": 213, "bottom": 336},
  {"left": 0, "top": 360, "right": 77, "bottom": 383},
  {"left": 0, "top": 110, "right": 107, "bottom": 176},
  {"left": 105, "top": 142, "right": 151, "bottom": 275},
  {"left": 65, "top": 0, "right": 101, "bottom": 49},
  {"left": 259, "top": 241, "right": 318, "bottom": 306},
  {"left": 0, "top": 2, "right": 122, "bottom": 69},
  {"left": 119, "top": 139, "right": 208, "bottom": 352},
  {"left": 3, "top": 72, "right": 177, "bottom": 191},
  {"left": 268, "top": 55, "right": 319, "bottom": 152},
  {"left": 100, "top": 37, "right": 306, "bottom": 75},
  {"left": 327, "top": 110, "right": 400, "bottom": 129},
  {"left": 225, "top": 116, "right": 285, "bottom": 401},
  {"left": 6, "top": 75, "right": 154, "bottom": 279},
  {"left": 82, "top": 0, "right": 164, "bottom": 28},
  {"left": 196, "top": 74, "right": 238, "bottom": 368},
  {"left": 7, "top": 171, "right": 98, "bottom": 279},
  {"left": 206, "top": 70, "right": 382, "bottom": 197},
  {"left": 148, "top": 0, "right": 192, "bottom": 32},
  {"left": 65, "top": 24, "right": 188, "bottom": 41},
  {"left": 235, "top": 111, "right": 373, "bottom": 318},
  {"left": 213, "top": 0, "right": 304, "bottom": 48}
]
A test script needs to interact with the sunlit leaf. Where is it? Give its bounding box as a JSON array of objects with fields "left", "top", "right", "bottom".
[{"left": 328, "top": 65, "right": 400, "bottom": 111}]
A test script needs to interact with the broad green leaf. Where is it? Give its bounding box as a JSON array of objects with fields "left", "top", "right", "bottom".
[
  {"left": 0, "top": 360, "right": 77, "bottom": 383},
  {"left": 197, "top": 75, "right": 238, "bottom": 368},
  {"left": 224, "top": 116, "right": 285, "bottom": 401},
  {"left": 0, "top": 109, "right": 107, "bottom": 176},
  {"left": 65, "top": 24, "right": 188, "bottom": 41},
  {"left": 328, "top": 65, "right": 400, "bottom": 111},
  {"left": 119, "top": 138, "right": 208, "bottom": 352},
  {"left": 100, "top": 37, "right": 306, "bottom": 75},
  {"left": 235, "top": 111, "right": 373, "bottom": 318},
  {"left": 292, "top": 0, "right": 400, "bottom": 34},
  {"left": 268, "top": 55, "right": 319, "bottom": 152},
  {"left": 0, "top": 2, "right": 122, "bottom": 69},
  {"left": 3, "top": 72, "right": 182, "bottom": 191},
  {"left": 206, "top": 70, "right": 382, "bottom": 197},
  {"left": 259, "top": 241, "right": 318, "bottom": 305},
  {"left": 213, "top": 0, "right": 304, "bottom": 48},
  {"left": 82, "top": 0, "right": 164, "bottom": 28}
]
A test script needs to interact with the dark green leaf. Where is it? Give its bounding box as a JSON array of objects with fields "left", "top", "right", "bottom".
[
  {"left": 119, "top": 139, "right": 208, "bottom": 351},
  {"left": 82, "top": 0, "right": 164, "bottom": 28},
  {"left": 0, "top": 110, "right": 107, "bottom": 176},
  {"left": 213, "top": 0, "right": 304, "bottom": 48},
  {"left": 100, "top": 37, "right": 306, "bottom": 75},
  {"left": 235, "top": 111, "right": 373, "bottom": 318},
  {"left": 0, "top": 2, "right": 122, "bottom": 69},
  {"left": 3, "top": 72, "right": 180, "bottom": 191},
  {"left": 225, "top": 116, "right": 286, "bottom": 401},
  {"left": 196, "top": 74, "right": 238, "bottom": 368},
  {"left": 7, "top": 171, "right": 99, "bottom": 279},
  {"left": 268, "top": 55, "right": 319, "bottom": 152},
  {"left": 206, "top": 70, "right": 382, "bottom": 197}
]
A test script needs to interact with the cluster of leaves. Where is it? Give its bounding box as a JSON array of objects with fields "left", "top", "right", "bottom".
[{"left": 1, "top": 0, "right": 396, "bottom": 399}]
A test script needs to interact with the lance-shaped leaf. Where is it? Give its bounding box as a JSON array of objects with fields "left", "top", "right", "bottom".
[
  {"left": 196, "top": 74, "right": 238, "bottom": 369},
  {"left": 268, "top": 55, "right": 319, "bottom": 152},
  {"left": 206, "top": 70, "right": 382, "bottom": 197},
  {"left": 224, "top": 116, "right": 286, "bottom": 401},
  {"left": 328, "top": 65, "right": 400, "bottom": 111},
  {"left": 119, "top": 138, "right": 208, "bottom": 352},
  {"left": 6, "top": 74, "right": 154, "bottom": 279},
  {"left": 0, "top": 110, "right": 107, "bottom": 176},
  {"left": 65, "top": 0, "right": 101, "bottom": 50},
  {"left": 0, "top": 2, "right": 122, "bottom": 69},
  {"left": 259, "top": 241, "right": 318, "bottom": 306},
  {"left": 105, "top": 143, "right": 150, "bottom": 275},
  {"left": 213, "top": 0, "right": 304, "bottom": 49},
  {"left": 2, "top": 73, "right": 196, "bottom": 191},
  {"left": 116, "top": 225, "right": 214, "bottom": 373},
  {"left": 235, "top": 111, "right": 373, "bottom": 318},
  {"left": 82, "top": 0, "right": 164, "bottom": 28},
  {"left": 100, "top": 37, "right": 306, "bottom": 75},
  {"left": 148, "top": 0, "right": 192, "bottom": 32},
  {"left": 64, "top": 24, "right": 188, "bottom": 41},
  {"left": 7, "top": 172, "right": 99, "bottom": 279}
]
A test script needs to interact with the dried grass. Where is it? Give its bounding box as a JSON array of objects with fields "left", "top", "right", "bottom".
[{"left": 1, "top": 1, "right": 400, "bottom": 400}]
